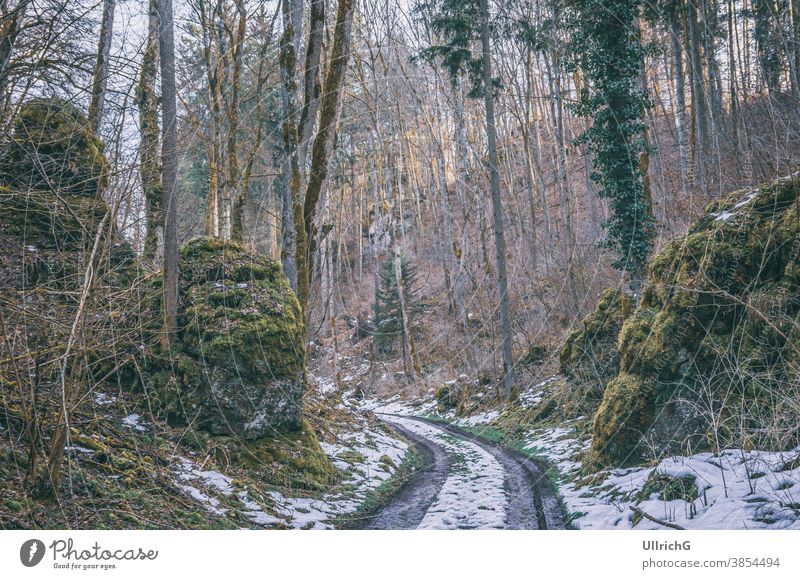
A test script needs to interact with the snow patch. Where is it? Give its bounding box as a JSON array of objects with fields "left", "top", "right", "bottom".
[
  {"left": 121, "top": 414, "right": 146, "bottom": 431},
  {"left": 525, "top": 424, "right": 800, "bottom": 530}
]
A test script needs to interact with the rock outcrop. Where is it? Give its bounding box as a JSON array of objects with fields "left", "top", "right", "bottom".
[{"left": 588, "top": 177, "right": 800, "bottom": 468}]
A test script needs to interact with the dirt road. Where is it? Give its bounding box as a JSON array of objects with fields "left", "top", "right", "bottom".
[{"left": 359, "top": 415, "right": 565, "bottom": 530}]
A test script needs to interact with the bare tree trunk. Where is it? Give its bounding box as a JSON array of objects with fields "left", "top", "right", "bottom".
[
  {"left": 88, "top": 0, "right": 115, "bottom": 133},
  {"left": 158, "top": 0, "right": 179, "bottom": 349},
  {"left": 198, "top": 0, "right": 222, "bottom": 237},
  {"left": 47, "top": 212, "right": 110, "bottom": 493},
  {"left": 279, "top": 0, "right": 300, "bottom": 289},
  {"left": 229, "top": 0, "right": 247, "bottom": 242},
  {"left": 479, "top": 0, "right": 515, "bottom": 397},
  {"left": 687, "top": 0, "right": 709, "bottom": 191},
  {"left": 298, "top": 0, "right": 324, "bottom": 166},
  {"left": 670, "top": 8, "right": 690, "bottom": 196},
  {"left": 296, "top": 0, "right": 355, "bottom": 319},
  {"left": 394, "top": 246, "right": 421, "bottom": 377}
]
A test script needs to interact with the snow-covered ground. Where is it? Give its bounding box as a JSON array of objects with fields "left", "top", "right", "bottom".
[
  {"left": 526, "top": 423, "right": 800, "bottom": 530},
  {"left": 170, "top": 422, "right": 409, "bottom": 529},
  {"left": 269, "top": 426, "right": 409, "bottom": 529},
  {"left": 169, "top": 357, "right": 412, "bottom": 529}
]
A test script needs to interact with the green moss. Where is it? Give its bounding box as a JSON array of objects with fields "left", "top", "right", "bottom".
[
  {"left": 637, "top": 473, "right": 698, "bottom": 503},
  {"left": 144, "top": 237, "right": 305, "bottom": 438},
  {"left": 1, "top": 98, "right": 109, "bottom": 197},
  {"left": 218, "top": 421, "right": 337, "bottom": 492},
  {"left": 587, "top": 373, "right": 656, "bottom": 469},
  {"left": 336, "top": 450, "right": 367, "bottom": 466},
  {"left": 434, "top": 383, "right": 460, "bottom": 412},
  {"left": 178, "top": 236, "right": 303, "bottom": 382},
  {"left": 557, "top": 289, "right": 633, "bottom": 417},
  {"left": 588, "top": 177, "right": 800, "bottom": 467}
]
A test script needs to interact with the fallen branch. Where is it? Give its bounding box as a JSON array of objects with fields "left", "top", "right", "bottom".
[{"left": 630, "top": 505, "right": 686, "bottom": 530}]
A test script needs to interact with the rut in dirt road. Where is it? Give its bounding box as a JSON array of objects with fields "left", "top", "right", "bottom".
[{"left": 358, "top": 415, "right": 566, "bottom": 530}]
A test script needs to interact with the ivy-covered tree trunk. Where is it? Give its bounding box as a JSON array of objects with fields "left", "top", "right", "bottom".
[{"left": 571, "top": 0, "right": 655, "bottom": 291}]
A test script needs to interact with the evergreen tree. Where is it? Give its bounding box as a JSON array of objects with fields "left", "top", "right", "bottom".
[
  {"left": 373, "top": 255, "right": 420, "bottom": 355},
  {"left": 569, "top": 0, "right": 655, "bottom": 289}
]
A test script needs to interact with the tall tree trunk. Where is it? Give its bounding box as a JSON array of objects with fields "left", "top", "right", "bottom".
[
  {"left": 279, "top": 0, "right": 300, "bottom": 289},
  {"left": 394, "top": 246, "right": 421, "bottom": 377},
  {"left": 298, "top": 0, "right": 325, "bottom": 166},
  {"left": 229, "top": 0, "right": 247, "bottom": 242},
  {"left": 479, "top": 0, "right": 515, "bottom": 397},
  {"left": 199, "top": 0, "right": 222, "bottom": 237},
  {"left": 138, "top": 0, "right": 162, "bottom": 266},
  {"left": 158, "top": 0, "right": 179, "bottom": 349},
  {"left": 671, "top": 8, "right": 690, "bottom": 196},
  {"left": 686, "top": 0, "right": 708, "bottom": 191},
  {"left": 296, "top": 0, "right": 355, "bottom": 320},
  {"left": 88, "top": 0, "right": 115, "bottom": 133}
]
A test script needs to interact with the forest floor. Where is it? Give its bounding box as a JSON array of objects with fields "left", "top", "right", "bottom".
[{"left": 4, "top": 344, "right": 800, "bottom": 530}]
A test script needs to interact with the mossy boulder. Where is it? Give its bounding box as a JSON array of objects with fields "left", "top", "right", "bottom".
[
  {"left": 434, "top": 382, "right": 461, "bottom": 413},
  {"left": 558, "top": 288, "right": 633, "bottom": 416},
  {"left": 588, "top": 177, "right": 800, "bottom": 468},
  {"left": 0, "top": 99, "right": 109, "bottom": 248},
  {"left": 210, "top": 420, "right": 337, "bottom": 491},
  {"left": 171, "top": 237, "right": 305, "bottom": 439},
  {"left": 1, "top": 98, "right": 108, "bottom": 197},
  {"left": 637, "top": 473, "right": 698, "bottom": 503},
  {"left": 560, "top": 289, "right": 633, "bottom": 376}
]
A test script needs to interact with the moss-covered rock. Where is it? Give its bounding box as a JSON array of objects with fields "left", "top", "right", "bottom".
[
  {"left": 560, "top": 289, "right": 633, "bottom": 378},
  {"left": 210, "top": 420, "right": 337, "bottom": 491},
  {"left": 588, "top": 177, "right": 800, "bottom": 468},
  {"left": 0, "top": 99, "right": 109, "bottom": 249},
  {"left": 165, "top": 236, "right": 305, "bottom": 440},
  {"left": 1, "top": 98, "right": 108, "bottom": 197},
  {"left": 637, "top": 473, "right": 698, "bottom": 503},
  {"left": 557, "top": 288, "right": 633, "bottom": 417},
  {"left": 434, "top": 382, "right": 460, "bottom": 413}
]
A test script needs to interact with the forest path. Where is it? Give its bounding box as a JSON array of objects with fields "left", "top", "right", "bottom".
[{"left": 359, "top": 415, "right": 565, "bottom": 530}]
